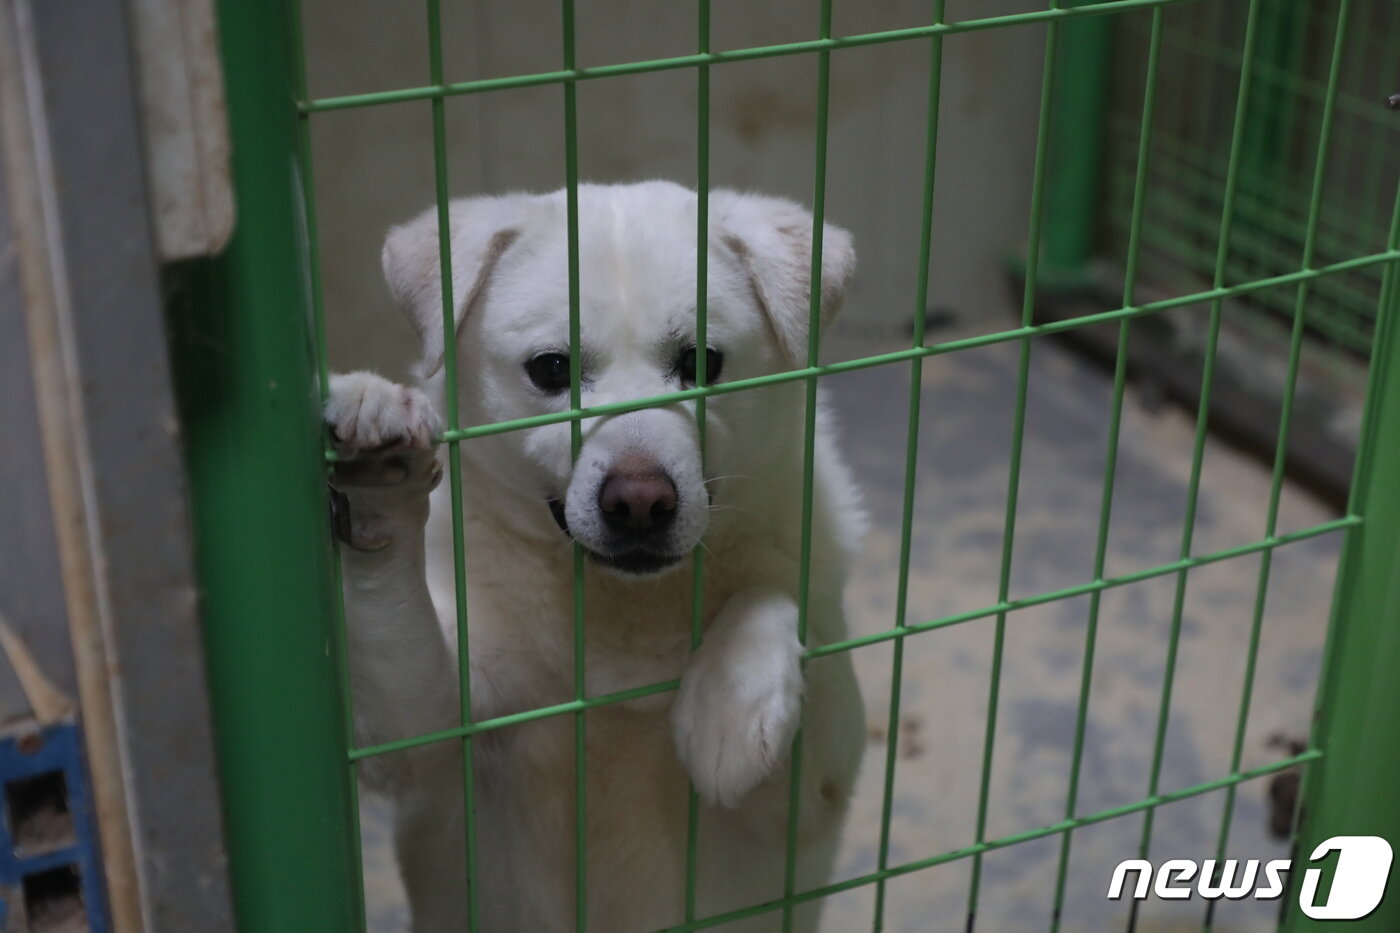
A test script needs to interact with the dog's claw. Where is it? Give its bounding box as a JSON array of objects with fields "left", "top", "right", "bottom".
[
  {"left": 327, "top": 484, "right": 397, "bottom": 552},
  {"left": 329, "top": 482, "right": 354, "bottom": 543}
]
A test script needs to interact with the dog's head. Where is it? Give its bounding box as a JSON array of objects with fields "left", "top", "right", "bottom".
[{"left": 382, "top": 181, "right": 854, "bottom": 576}]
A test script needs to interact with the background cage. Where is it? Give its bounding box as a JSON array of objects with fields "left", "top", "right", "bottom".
[
  {"left": 1103, "top": 0, "right": 1399, "bottom": 359},
  {"left": 191, "top": 0, "right": 1400, "bottom": 930}
]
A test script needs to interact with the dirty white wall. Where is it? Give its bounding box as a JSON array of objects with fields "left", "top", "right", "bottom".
[{"left": 301, "top": 0, "right": 1048, "bottom": 376}]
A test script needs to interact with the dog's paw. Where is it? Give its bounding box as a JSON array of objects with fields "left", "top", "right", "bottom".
[
  {"left": 671, "top": 587, "right": 804, "bottom": 808},
  {"left": 326, "top": 372, "right": 443, "bottom": 490},
  {"left": 326, "top": 372, "right": 444, "bottom": 551},
  {"left": 327, "top": 371, "right": 442, "bottom": 455}
]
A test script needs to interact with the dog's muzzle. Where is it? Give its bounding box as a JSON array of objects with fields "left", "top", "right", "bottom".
[{"left": 545, "top": 465, "right": 686, "bottom": 575}]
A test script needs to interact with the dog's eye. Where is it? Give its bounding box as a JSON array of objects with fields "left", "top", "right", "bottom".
[
  {"left": 678, "top": 346, "right": 723, "bottom": 387},
  {"left": 525, "top": 353, "right": 572, "bottom": 393}
]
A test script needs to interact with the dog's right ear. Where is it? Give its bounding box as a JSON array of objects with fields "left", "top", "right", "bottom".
[{"left": 382, "top": 196, "right": 524, "bottom": 378}]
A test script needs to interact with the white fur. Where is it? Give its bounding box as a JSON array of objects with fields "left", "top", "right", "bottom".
[{"left": 328, "top": 181, "right": 866, "bottom": 932}]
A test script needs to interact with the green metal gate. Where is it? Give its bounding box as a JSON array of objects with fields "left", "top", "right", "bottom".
[{"left": 176, "top": 0, "right": 1400, "bottom": 929}]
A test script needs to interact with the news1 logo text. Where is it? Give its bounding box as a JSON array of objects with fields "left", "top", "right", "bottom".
[{"left": 1108, "top": 836, "right": 1393, "bottom": 920}]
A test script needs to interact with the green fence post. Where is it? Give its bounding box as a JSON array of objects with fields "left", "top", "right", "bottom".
[
  {"left": 1041, "top": 0, "right": 1113, "bottom": 285},
  {"left": 1285, "top": 230, "right": 1400, "bottom": 925},
  {"left": 1237, "top": 0, "right": 1303, "bottom": 216},
  {"left": 167, "top": 0, "right": 361, "bottom": 929}
]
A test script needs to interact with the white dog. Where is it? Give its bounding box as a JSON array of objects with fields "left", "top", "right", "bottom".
[{"left": 325, "top": 181, "right": 865, "bottom": 932}]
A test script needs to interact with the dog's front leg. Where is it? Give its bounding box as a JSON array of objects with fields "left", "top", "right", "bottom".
[
  {"left": 326, "top": 371, "right": 460, "bottom": 792},
  {"left": 670, "top": 586, "right": 804, "bottom": 808}
]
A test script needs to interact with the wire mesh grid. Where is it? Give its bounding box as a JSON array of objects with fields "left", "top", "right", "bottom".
[
  {"left": 284, "top": 0, "right": 1398, "bottom": 930},
  {"left": 1104, "top": 0, "right": 1400, "bottom": 359}
]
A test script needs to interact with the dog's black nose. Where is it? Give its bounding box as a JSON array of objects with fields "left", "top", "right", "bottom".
[{"left": 598, "top": 468, "right": 677, "bottom": 536}]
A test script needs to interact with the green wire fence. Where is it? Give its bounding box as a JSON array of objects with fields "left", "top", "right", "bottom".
[
  {"left": 185, "top": 0, "right": 1400, "bottom": 930},
  {"left": 1103, "top": 0, "right": 1400, "bottom": 359}
]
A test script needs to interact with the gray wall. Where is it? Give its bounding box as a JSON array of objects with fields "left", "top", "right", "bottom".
[{"left": 301, "top": 0, "right": 1047, "bottom": 376}]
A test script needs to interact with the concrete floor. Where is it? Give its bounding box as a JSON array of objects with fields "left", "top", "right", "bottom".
[{"left": 358, "top": 326, "right": 1342, "bottom": 932}]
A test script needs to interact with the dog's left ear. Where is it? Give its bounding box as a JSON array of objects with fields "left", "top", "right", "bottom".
[{"left": 711, "top": 190, "right": 856, "bottom": 365}]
